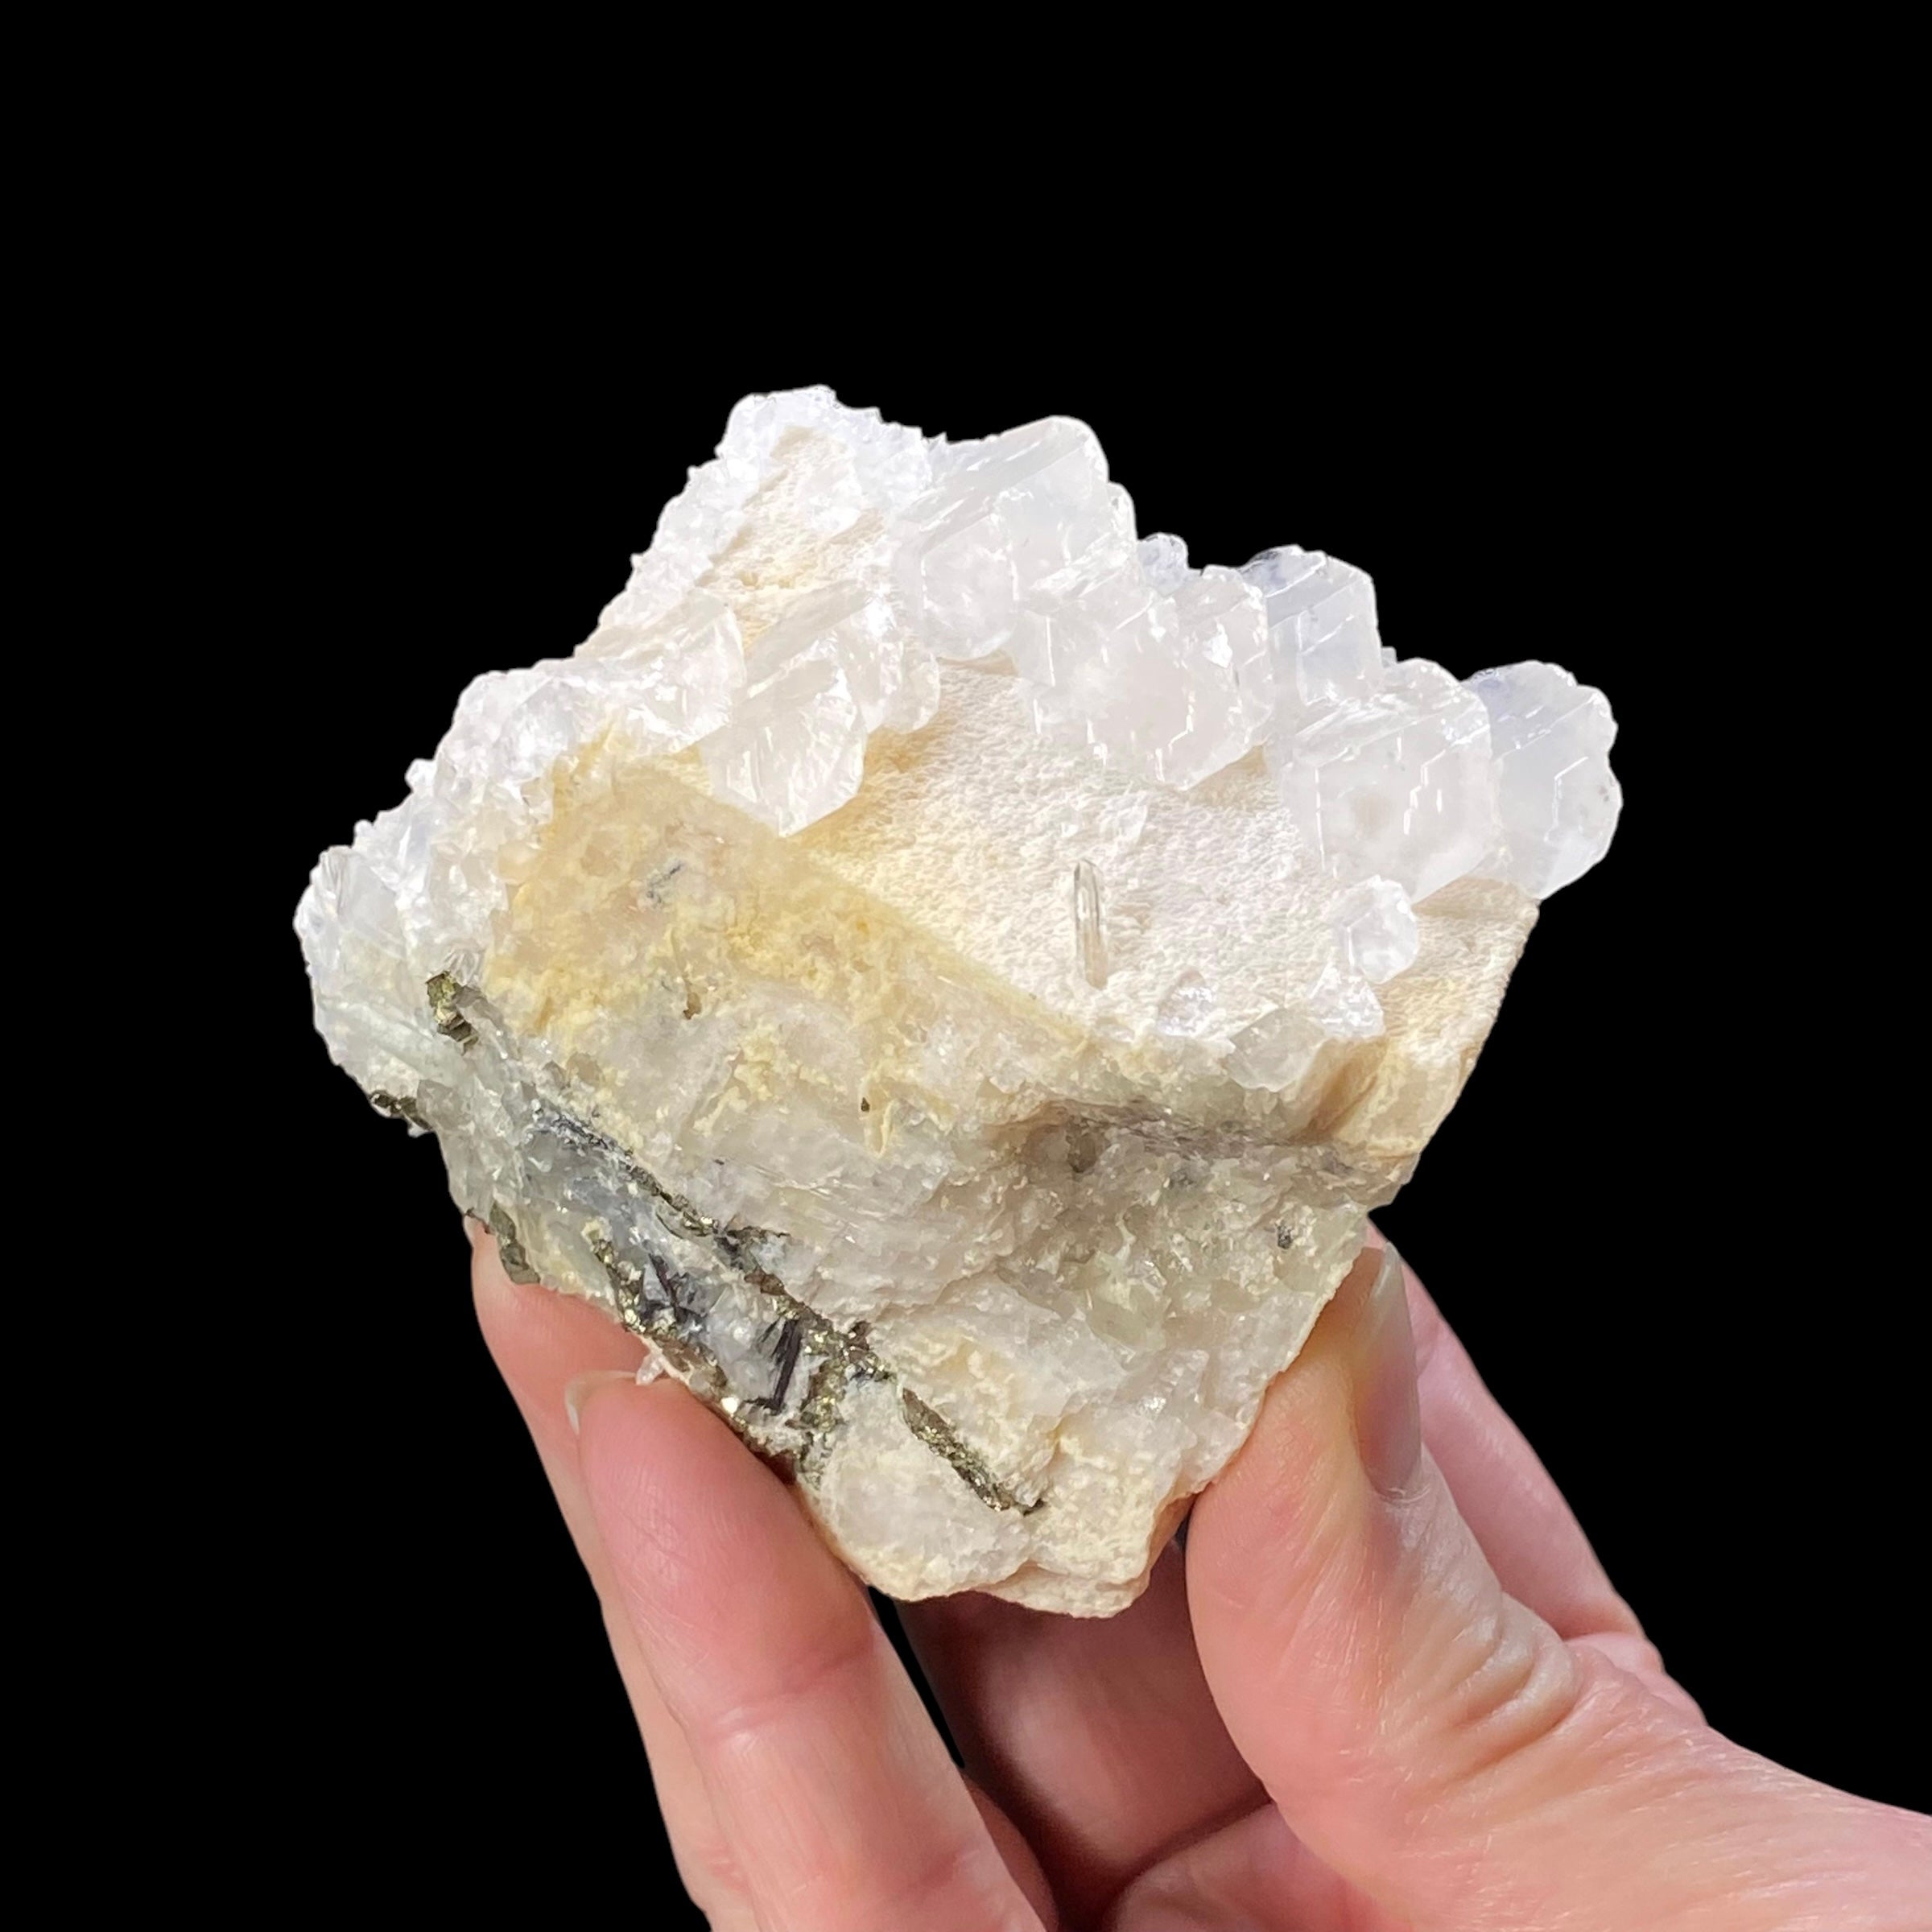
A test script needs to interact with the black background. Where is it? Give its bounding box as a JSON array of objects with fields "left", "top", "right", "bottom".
[{"left": 228, "top": 299, "right": 1922, "bottom": 1915}]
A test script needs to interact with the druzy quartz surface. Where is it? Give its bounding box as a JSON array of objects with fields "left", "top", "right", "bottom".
[{"left": 297, "top": 390, "right": 1619, "bottom": 1614}]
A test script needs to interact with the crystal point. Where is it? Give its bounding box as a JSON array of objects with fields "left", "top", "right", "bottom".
[{"left": 1467, "top": 661, "right": 1621, "bottom": 898}]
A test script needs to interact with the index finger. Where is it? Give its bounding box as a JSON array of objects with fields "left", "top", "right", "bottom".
[{"left": 576, "top": 1375, "right": 1049, "bottom": 1932}]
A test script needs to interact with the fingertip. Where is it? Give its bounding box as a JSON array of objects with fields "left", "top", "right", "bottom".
[
  {"left": 563, "top": 1367, "right": 642, "bottom": 1435},
  {"left": 571, "top": 1363, "right": 716, "bottom": 1469},
  {"left": 575, "top": 1374, "right": 799, "bottom": 1612},
  {"left": 470, "top": 1234, "right": 646, "bottom": 1430},
  {"left": 469, "top": 1223, "right": 505, "bottom": 1282},
  {"left": 468, "top": 1227, "right": 528, "bottom": 1320}
]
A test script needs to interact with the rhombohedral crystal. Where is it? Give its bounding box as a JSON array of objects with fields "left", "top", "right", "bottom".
[{"left": 298, "top": 390, "right": 1620, "bottom": 1615}]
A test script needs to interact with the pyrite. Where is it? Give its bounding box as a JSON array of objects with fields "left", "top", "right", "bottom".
[{"left": 298, "top": 389, "right": 1619, "bottom": 1614}]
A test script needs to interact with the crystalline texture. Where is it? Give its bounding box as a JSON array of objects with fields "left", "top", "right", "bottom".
[
  {"left": 1136, "top": 531, "right": 1191, "bottom": 592},
  {"left": 1225, "top": 964, "right": 1385, "bottom": 1095},
  {"left": 1024, "top": 568, "right": 1255, "bottom": 790},
  {"left": 897, "top": 418, "right": 1129, "bottom": 662},
  {"left": 700, "top": 584, "right": 941, "bottom": 835},
  {"left": 700, "top": 634, "right": 865, "bottom": 836},
  {"left": 1329, "top": 877, "right": 1419, "bottom": 985},
  {"left": 297, "top": 388, "right": 1620, "bottom": 1616},
  {"left": 1467, "top": 662, "right": 1621, "bottom": 897},
  {"left": 1277, "top": 661, "right": 1499, "bottom": 902},
  {"left": 1241, "top": 546, "right": 1382, "bottom": 722}
]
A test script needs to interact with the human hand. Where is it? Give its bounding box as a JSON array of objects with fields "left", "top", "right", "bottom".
[{"left": 470, "top": 1229, "right": 1930, "bottom": 1930}]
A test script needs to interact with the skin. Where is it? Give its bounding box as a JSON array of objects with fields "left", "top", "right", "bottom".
[{"left": 469, "top": 1228, "right": 1930, "bottom": 1930}]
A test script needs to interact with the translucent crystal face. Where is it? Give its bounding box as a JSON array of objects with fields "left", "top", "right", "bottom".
[
  {"left": 1275, "top": 662, "right": 1501, "bottom": 904},
  {"left": 1225, "top": 963, "right": 1385, "bottom": 1094},
  {"left": 1328, "top": 877, "right": 1419, "bottom": 985},
  {"left": 1240, "top": 546, "right": 1381, "bottom": 723},
  {"left": 563, "top": 387, "right": 1620, "bottom": 915},
  {"left": 1466, "top": 662, "right": 1623, "bottom": 898}
]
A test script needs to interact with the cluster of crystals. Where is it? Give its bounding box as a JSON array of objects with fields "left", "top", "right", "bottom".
[
  {"left": 310, "top": 390, "right": 1619, "bottom": 1083},
  {"left": 295, "top": 394, "right": 1609, "bottom": 1610},
  {"left": 587, "top": 389, "right": 1617, "bottom": 898}
]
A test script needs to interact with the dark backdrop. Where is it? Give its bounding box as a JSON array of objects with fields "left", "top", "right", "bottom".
[{"left": 235, "top": 313, "right": 1921, "bottom": 1916}]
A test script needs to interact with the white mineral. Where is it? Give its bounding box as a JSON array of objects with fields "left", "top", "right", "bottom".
[
  {"left": 297, "top": 388, "right": 1620, "bottom": 1615},
  {"left": 1328, "top": 877, "right": 1420, "bottom": 986}
]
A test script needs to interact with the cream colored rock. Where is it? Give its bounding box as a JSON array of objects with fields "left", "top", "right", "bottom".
[{"left": 297, "top": 389, "right": 1600, "bottom": 1616}]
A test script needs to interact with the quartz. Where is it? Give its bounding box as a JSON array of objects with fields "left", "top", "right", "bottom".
[{"left": 297, "top": 387, "right": 1620, "bottom": 1616}]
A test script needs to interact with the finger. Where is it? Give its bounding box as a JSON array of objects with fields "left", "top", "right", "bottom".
[
  {"left": 575, "top": 1372, "right": 1048, "bottom": 1932},
  {"left": 967, "top": 1781, "right": 1063, "bottom": 1932},
  {"left": 1368, "top": 1233, "right": 1685, "bottom": 1703},
  {"left": 1187, "top": 1245, "right": 1932, "bottom": 1929},
  {"left": 903, "top": 1543, "right": 1262, "bottom": 1926},
  {"left": 1106, "top": 1803, "right": 1395, "bottom": 1932},
  {"left": 470, "top": 1235, "right": 756, "bottom": 1926},
  {"left": 904, "top": 1224, "right": 1669, "bottom": 1924},
  {"left": 1374, "top": 1231, "right": 1629, "bottom": 1633}
]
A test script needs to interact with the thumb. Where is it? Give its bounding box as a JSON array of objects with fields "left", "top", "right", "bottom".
[{"left": 1187, "top": 1246, "right": 1930, "bottom": 1930}]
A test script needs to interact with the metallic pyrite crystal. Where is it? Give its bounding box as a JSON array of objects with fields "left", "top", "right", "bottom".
[{"left": 297, "top": 390, "right": 1620, "bottom": 1614}]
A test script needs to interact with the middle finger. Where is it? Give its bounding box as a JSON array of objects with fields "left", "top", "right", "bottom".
[{"left": 902, "top": 1543, "right": 1263, "bottom": 1926}]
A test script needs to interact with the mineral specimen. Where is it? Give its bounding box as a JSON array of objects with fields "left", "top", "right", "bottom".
[{"left": 297, "top": 389, "right": 1620, "bottom": 1616}]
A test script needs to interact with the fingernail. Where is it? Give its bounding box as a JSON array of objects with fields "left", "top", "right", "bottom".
[
  {"left": 462, "top": 1213, "right": 486, "bottom": 1249},
  {"left": 1354, "top": 1242, "right": 1424, "bottom": 1499},
  {"left": 563, "top": 1368, "right": 638, "bottom": 1435}
]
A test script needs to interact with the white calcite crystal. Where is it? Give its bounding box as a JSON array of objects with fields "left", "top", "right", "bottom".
[{"left": 297, "top": 388, "right": 1620, "bottom": 1616}]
